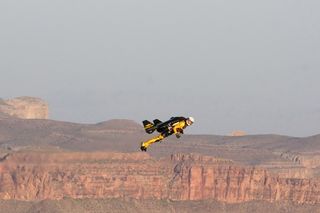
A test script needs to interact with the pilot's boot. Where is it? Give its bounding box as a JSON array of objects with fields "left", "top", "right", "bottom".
[{"left": 140, "top": 134, "right": 165, "bottom": 151}]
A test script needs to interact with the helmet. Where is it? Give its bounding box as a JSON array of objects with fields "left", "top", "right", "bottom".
[{"left": 186, "top": 117, "right": 195, "bottom": 125}]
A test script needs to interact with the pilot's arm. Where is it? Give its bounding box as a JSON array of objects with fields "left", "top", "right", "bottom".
[{"left": 173, "top": 121, "right": 186, "bottom": 138}]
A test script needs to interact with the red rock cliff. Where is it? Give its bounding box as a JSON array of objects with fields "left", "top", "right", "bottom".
[
  {"left": 0, "top": 152, "right": 319, "bottom": 204},
  {"left": 168, "top": 154, "right": 320, "bottom": 203}
]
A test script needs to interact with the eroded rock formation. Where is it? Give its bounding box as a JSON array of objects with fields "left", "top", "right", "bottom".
[
  {"left": 230, "top": 131, "right": 247, "bottom": 137},
  {"left": 0, "top": 97, "right": 48, "bottom": 119},
  {"left": 0, "top": 151, "right": 319, "bottom": 204}
]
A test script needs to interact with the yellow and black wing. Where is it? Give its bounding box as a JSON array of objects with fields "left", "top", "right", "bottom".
[{"left": 142, "top": 120, "right": 156, "bottom": 134}]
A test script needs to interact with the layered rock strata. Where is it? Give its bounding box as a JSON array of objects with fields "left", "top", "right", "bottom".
[{"left": 0, "top": 152, "right": 319, "bottom": 204}]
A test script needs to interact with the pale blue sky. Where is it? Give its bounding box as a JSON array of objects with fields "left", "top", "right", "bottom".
[{"left": 1, "top": 0, "right": 320, "bottom": 136}]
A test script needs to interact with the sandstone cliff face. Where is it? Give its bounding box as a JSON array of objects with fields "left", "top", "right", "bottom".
[
  {"left": 0, "top": 152, "right": 319, "bottom": 204},
  {"left": 280, "top": 151, "right": 320, "bottom": 169},
  {"left": 168, "top": 154, "right": 320, "bottom": 203},
  {"left": 0, "top": 97, "right": 48, "bottom": 119}
]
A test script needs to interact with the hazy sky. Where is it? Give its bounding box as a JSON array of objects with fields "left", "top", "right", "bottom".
[{"left": 1, "top": 0, "right": 320, "bottom": 136}]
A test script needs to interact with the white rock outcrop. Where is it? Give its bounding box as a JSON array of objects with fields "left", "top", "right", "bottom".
[{"left": 0, "top": 97, "right": 48, "bottom": 119}]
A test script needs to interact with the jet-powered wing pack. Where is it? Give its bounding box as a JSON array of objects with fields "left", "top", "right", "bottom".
[{"left": 141, "top": 116, "right": 195, "bottom": 151}]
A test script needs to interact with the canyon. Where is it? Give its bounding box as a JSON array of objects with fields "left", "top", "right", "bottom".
[
  {"left": 0, "top": 151, "right": 320, "bottom": 204},
  {"left": 1, "top": 97, "right": 320, "bottom": 212}
]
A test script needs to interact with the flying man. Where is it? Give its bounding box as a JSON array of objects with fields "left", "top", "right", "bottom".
[{"left": 140, "top": 116, "right": 195, "bottom": 151}]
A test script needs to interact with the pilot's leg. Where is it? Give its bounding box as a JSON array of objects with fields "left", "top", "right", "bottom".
[{"left": 140, "top": 134, "right": 165, "bottom": 151}]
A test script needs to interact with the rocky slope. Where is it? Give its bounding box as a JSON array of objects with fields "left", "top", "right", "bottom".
[
  {"left": 1, "top": 117, "right": 320, "bottom": 180},
  {"left": 0, "top": 151, "right": 319, "bottom": 204},
  {"left": 0, "top": 97, "right": 48, "bottom": 119}
]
